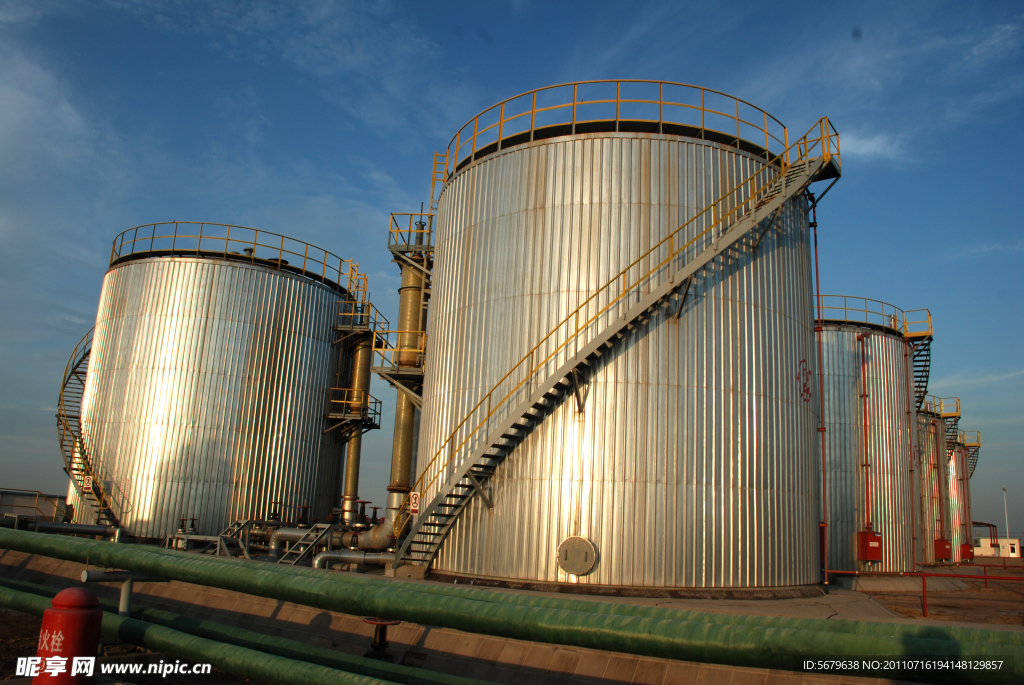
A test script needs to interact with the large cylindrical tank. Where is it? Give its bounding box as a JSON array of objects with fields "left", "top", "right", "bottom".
[
  {"left": 948, "top": 436, "right": 970, "bottom": 563},
  {"left": 69, "top": 223, "right": 351, "bottom": 539},
  {"left": 816, "top": 297, "right": 916, "bottom": 572},
  {"left": 916, "top": 399, "right": 951, "bottom": 565},
  {"left": 417, "top": 81, "right": 821, "bottom": 588}
]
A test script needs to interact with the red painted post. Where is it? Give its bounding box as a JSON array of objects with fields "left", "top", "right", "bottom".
[
  {"left": 922, "top": 575, "right": 928, "bottom": 618},
  {"left": 984, "top": 565, "right": 988, "bottom": 589},
  {"left": 30, "top": 588, "right": 102, "bottom": 683}
]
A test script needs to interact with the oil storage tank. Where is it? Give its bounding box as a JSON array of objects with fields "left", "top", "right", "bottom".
[
  {"left": 65, "top": 222, "right": 358, "bottom": 539},
  {"left": 917, "top": 397, "right": 953, "bottom": 564},
  {"left": 948, "top": 431, "right": 973, "bottom": 562},
  {"left": 405, "top": 81, "right": 841, "bottom": 589},
  {"left": 815, "top": 296, "right": 927, "bottom": 573}
]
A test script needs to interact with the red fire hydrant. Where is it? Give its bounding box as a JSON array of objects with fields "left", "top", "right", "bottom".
[{"left": 26, "top": 588, "right": 102, "bottom": 683}]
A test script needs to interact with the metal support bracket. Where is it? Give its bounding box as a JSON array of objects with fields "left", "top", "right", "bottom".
[
  {"left": 673, "top": 277, "right": 692, "bottom": 320},
  {"left": 376, "top": 370, "right": 423, "bottom": 408},
  {"left": 570, "top": 367, "right": 589, "bottom": 413},
  {"left": 466, "top": 472, "right": 493, "bottom": 509}
]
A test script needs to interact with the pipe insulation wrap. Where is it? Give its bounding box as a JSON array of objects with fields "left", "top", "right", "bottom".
[
  {"left": 0, "top": 584, "right": 396, "bottom": 685},
  {"left": 1, "top": 529, "right": 1021, "bottom": 683},
  {"left": 139, "top": 533, "right": 1024, "bottom": 649},
  {"left": 0, "top": 578, "right": 485, "bottom": 685}
]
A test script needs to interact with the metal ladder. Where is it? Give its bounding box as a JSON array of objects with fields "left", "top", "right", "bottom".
[
  {"left": 276, "top": 523, "right": 334, "bottom": 565},
  {"left": 57, "top": 329, "right": 126, "bottom": 528},
  {"left": 393, "top": 119, "right": 841, "bottom": 569},
  {"left": 910, "top": 337, "right": 932, "bottom": 409},
  {"left": 199, "top": 520, "right": 253, "bottom": 558}
]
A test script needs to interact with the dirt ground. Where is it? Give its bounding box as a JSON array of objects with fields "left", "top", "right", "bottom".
[
  {"left": 869, "top": 572, "right": 1024, "bottom": 625},
  {"left": 0, "top": 609, "right": 42, "bottom": 681}
]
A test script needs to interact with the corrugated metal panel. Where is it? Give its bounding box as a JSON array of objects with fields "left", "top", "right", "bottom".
[
  {"left": 77, "top": 257, "right": 342, "bottom": 538},
  {"left": 817, "top": 325, "right": 914, "bottom": 572},
  {"left": 419, "top": 133, "right": 818, "bottom": 588},
  {"left": 916, "top": 412, "right": 950, "bottom": 565},
  {"left": 948, "top": 442, "right": 970, "bottom": 562}
]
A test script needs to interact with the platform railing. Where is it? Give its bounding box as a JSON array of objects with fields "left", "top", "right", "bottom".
[
  {"left": 372, "top": 331, "right": 428, "bottom": 370},
  {"left": 445, "top": 80, "right": 802, "bottom": 177},
  {"left": 109, "top": 222, "right": 355, "bottom": 293},
  {"left": 388, "top": 213, "right": 434, "bottom": 252},
  {"left": 327, "top": 388, "right": 381, "bottom": 424},
  {"left": 937, "top": 397, "right": 961, "bottom": 419}
]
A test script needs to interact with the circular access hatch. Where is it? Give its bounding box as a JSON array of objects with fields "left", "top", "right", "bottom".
[{"left": 556, "top": 536, "right": 597, "bottom": 576}]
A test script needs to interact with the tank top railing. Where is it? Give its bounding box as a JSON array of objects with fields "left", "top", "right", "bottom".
[
  {"left": 109, "top": 222, "right": 357, "bottom": 295},
  {"left": 445, "top": 80, "right": 792, "bottom": 177},
  {"left": 394, "top": 116, "right": 840, "bottom": 540},
  {"left": 816, "top": 295, "right": 932, "bottom": 339}
]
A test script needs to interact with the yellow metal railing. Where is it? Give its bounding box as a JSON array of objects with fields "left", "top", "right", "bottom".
[
  {"left": 388, "top": 213, "right": 434, "bottom": 251},
  {"left": 937, "top": 397, "right": 961, "bottom": 419},
  {"left": 109, "top": 222, "right": 358, "bottom": 294},
  {"left": 395, "top": 116, "right": 840, "bottom": 539},
  {"left": 444, "top": 80, "right": 799, "bottom": 177},
  {"left": 328, "top": 388, "right": 381, "bottom": 422},
  {"left": 336, "top": 301, "right": 389, "bottom": 333},
  {"left": 962, "top": 430, "right": 981, "bottom": 448},
  {"left": 0, "top": 488, "right": 70, "bottom": 522},
  {"left": 372, "top": 331, "right": 428, "bottom": 369},
  {"left": 903, "top": 309, "right": 933, "bottom": 338},
  {"left": 816, "top": 295, "right": 932, "bottom": 338}
]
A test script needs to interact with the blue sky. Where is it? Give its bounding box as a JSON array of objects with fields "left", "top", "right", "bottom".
[{"left": 1, "top": 1, "right": 1021, "bottom": 538}]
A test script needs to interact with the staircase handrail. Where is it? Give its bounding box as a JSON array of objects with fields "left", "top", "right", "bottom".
[
  {"left": 57, "top": 329, "right": 132, "bottom": 518},
  {"left": 394, "top": 116, "right": 840, "bottom": 539}
]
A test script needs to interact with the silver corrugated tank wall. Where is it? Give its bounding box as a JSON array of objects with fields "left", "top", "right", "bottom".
[
  {"left": 73, "top": 255, "right": 343, "bottom": 538},
  {"left": 419, "top": 132, "right": 818, "bottom": 588},
  {"left": 948, "top": 439, "right": 969, "bottom": 563},
  {"left": 916, "top": 407, "right": 950, "bottom": 564},
  {"left": 817, "top": 316, "right": 915, "bottom": 572}
]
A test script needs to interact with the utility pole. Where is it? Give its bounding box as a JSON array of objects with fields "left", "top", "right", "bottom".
[{"left": 1004, "top": 487, "right": 1011, "bottom": 557}]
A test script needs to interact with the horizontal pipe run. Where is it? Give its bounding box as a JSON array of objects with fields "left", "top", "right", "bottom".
[
  {"left": 0, "top": 577, "right": 484, "bottom": 685},
  {"left": 1, "top": 529, "right": 1022, "bottom": 683},
  {"left": 268, "top": 527, "right": 310, "bottom": 559},
  {"left": 314, "top": 550, "right": 395, "bottom": 568},
  {"left": 4, "top": 528, "right": 1020, "bottom": 649},
  {"left": 0, "top": 584, "right": 396, "bottom": 685},
  {"left": 182, "top": 539, "right": 1024, "bottom": 649},
  {"left": 0, "top": 518, "right": 122, "bottom": 539}
]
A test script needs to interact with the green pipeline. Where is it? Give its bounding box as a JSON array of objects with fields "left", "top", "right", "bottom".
[
  {"left": 0, "top": 577, "right": 489, "bottom": 685},
  {"left": 246, "top": 546, "right": 1024, "bottom": 649},
  {"left": 3, "top": 527, "right": 1016, "bottom": 650},
  {"left": 1, "top": 529, "right": 1020, "bottom": 684},
  {"left": 0, "top": 583, "right": 396, "bottom": 685}
]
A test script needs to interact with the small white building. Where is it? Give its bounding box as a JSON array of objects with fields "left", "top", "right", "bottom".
[{"left": 975, "top": 537, "right": 1021, "bottom": 558}]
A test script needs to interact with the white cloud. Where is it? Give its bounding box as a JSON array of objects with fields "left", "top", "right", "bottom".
[
  {"left": 939, "top": 238, "right": 1024, "bottom": 262},
  {"left": 931, "top": 369, "right": 1024, "bottom": 391},
  {"left": 837, "top": 131, "right": 904, "bottom": 161}
]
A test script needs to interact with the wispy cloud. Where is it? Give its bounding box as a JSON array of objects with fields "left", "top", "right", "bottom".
[
  {"left": 838, "top": 131, "right": 905, "bottom": 161},
  {"left": 106, "top": 0, "right": 478, "bottom": 141},
  {"left": 931, "top": 369, "right": 1024, "bottom": 390},
  {"left": 939, "top": 238, "right": 1024, "bottom": 262}
]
